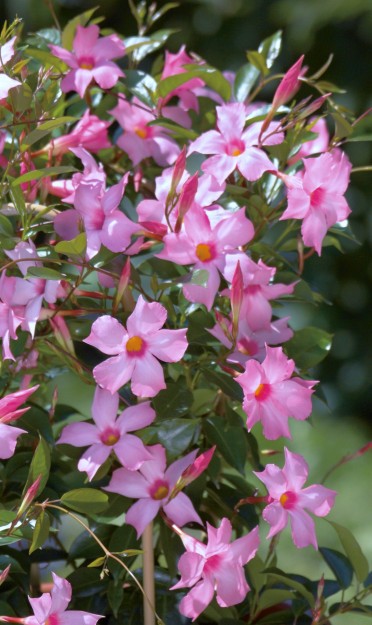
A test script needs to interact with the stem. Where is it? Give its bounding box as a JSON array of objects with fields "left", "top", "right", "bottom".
[
  {"left": 142, "top": 522, "right": 155, "bottom": 625},
  {"left": 36, "top": 503, "right": 163, "bottom": 624}
]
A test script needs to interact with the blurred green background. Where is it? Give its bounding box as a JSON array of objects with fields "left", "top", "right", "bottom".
[{"left": 1, "top": 0, "right": 371, "bottom": 612}]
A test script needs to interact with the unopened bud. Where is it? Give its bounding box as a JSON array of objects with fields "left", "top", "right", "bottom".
[{"left": 174, "top": 173, "right": 198, "bottom": 233}]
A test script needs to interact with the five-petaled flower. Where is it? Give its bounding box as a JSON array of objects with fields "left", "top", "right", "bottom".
[
  {"left": 57, "top": 386, "right": 155, "bottom": 480},
  {"left": 236, "top": 345, "right": 317, "bottom": 439},
  {"left": 254, "top": 447, "right": 337, "bottom": 549},
  {"left": 50, "top": 24, "right": 125, "bottom": 98},
  {"left": 24, "top": 572, "right": 103, "bottom": 625},
  {"left": 0, "top": 385, "right": 38, "bottom": 459},
  {"left": 84, "top": 295, "right": 188, "bottom": 397},
  {"left": 171, "top": 519, "right": 260, "bottom": 621},
  {"left": 105, "top": 444, "right": 202, "bottom": 537}
]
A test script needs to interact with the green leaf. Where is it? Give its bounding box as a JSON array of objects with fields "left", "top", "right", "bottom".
[
  {"left": 12, "top": 166, "right": 76, "bottom": 186},
  {"left": 153, "top": 383, "right": 193, "bottom": 419},
  {"left": 258, "top": 31, "right": 282, "bottom": 68},
  {"left": 124, "top": 69, "right": 157, "bottom": 107},
  {"left": 265, "top": 569, "right": 315, "bottom": 607},
  {"left": 331, "top": 111, "right": 353, "bottom": 139},
  {"left": 257, "top": 589, "right": 295, "bottom": 612},
  {"left": 148, "top": 117, "right": 197, "bottom": 140},
  {"left": 157, "top": 65, "right": 231, "bottom": 101},
  {"left": 88, "top": 556, "right": 106, "bottom": 568},
  {"left": 27, "top": 266, "right": 62, "bottom": 280},
  {"left": 328, "top": 521, "right": 369, "bottom": 583},
  {"left": 10, "top": 83, "right": 33, "bottom": 113},
  {"left": 26, "top": 48, "right": 67, "bottom": 71},
  {"left": 247, "top": 51, "right": 269, "bottom": 76},
  {"left": 0, "top": 214, "right": 13, "bottom": 237},
  {"left": 201, "top": 368, "right": 243, "bottom": 401},
  {"left": 203, "top": 417, "right": 247, "bottom": 474},
  {"left": 62, "top": 7, "right": 99, "bottom": 49},
  {"left": 29, "top": 510, "right": 50, "bottom": 554},
  {"left": 61, "top": 489, "right": 109, "bottom": 514},
  {"left": 125, "top": 29, "right": 178, "bottom": 62},
  {"left": 319, "top": 547, "right": 353, "bottom": 589},
  {"left": 157, "top": 418, "right": 199, "bottom": 456},
  {"left": 234, "top": 64, "right": 260, "bottom": 102},
  {"left": 55, "top": 233, "right": 87, "bottom": 257},
  {"left": 21, "top": 117, "right": 77, "bottom": 151},
  {"left": 285, "top": 327, "right": 333, "bottom": 370},
  {"left": 23, "top": 436, "right": 51, "bottom": 497}
]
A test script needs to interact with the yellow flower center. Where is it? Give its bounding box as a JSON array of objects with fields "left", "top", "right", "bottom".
[
  {"left": 135, "top": 126, "right": 148, "bottom": 139},
  {"left": 254, "top": 383, "right": 264, "bottom": 397},
  {"left": 280, "top": 493, "right": 289, "bottom": 506},
  {"left": 231, "top": 147, "right": 243, "bottom": 156},
  {"left": 104, "top": 433, "right": 120, "bottom": 446},
  {"left": 196, "top": 243, "right": 213, "bottom": 262},
  {"left": 152, "top": 484, "right": 169, "bottom": 500},
  {"left": 80, "top": 61, "right": 94, "bottom": 70},
  {"left": 126, "top": 336, "right": 143, "bottom": 353}
]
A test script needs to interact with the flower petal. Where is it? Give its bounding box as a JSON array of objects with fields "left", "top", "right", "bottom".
[
  {"left": 85, "top": 316, "right": 126, "bottom": 355},
  {"left": 126, "top": 497, "right": 161, "bottom": 537}
]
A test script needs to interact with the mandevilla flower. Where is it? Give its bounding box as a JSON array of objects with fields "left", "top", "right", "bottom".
[
  {"left": 170, "top": 519, "right": 260, "bottom": 620},
  {"left": 254, "top": 447, "right": 337, "bottom": 548},
  {"left": 188, "top": 102, "right": 282, "bottom": 182},
  {"left": 158, "top": 205, "right": 254, "bottom": 310},
  {"left": 57, "top": 386, "right": 155, "bottom": 480},
  {"left": 281, "top": 150, "right": 352, "bottom": 254},
  {"left": 50, "top": 24, "right": 125, "bottom": 98},
  {"left": 0, "top": 385, "right": 38, "bottom": 459},
  {"left": 236, "top": 345, "right": 317, "bottom": 439},
  {"left": 84, "top": 295, "right": 188, "bottom": 397},
  {"left": 105, "top": 444, "right": 202, "bottom": 537},
  {"left": 24, "top": 572, "right": 103, "bottom": 625}
]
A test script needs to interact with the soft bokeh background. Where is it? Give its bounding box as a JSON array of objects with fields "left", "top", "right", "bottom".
[{"left": 1, "top": 1, "right": 371, "bottom": 620}]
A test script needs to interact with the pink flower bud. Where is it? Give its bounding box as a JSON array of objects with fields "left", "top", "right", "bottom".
[
  {"left": 170, "top": 446, "right": 216, "bottom": 499},
  {"left": 230, "top": 260, "right": 243, "bottom": 340},
  {"left": 174, "top": 173, "right": 198, "bottom": 233},
  {"left": 170, "top": 146, "right": 187, "bottom": 195},
  {"left": 272, "top": 55, "right": 305, "bottom": 111},
  {"left": 0, "top": 564, "right": 11, "bottom": 587},
  {"left": 113, "top": 257, "right": 131, "bottom": 312}
]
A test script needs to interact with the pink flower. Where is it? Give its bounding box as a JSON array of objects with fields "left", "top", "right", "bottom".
[
  {"left": 41, "top": 111, "right": 111, "bottom": 157},
  {"left": 236, "top": 346, "right": 317, "bottom": 439},
  {"left": 289, "top": 118, "right": 329, "bottom": 164},
  {"left": 0, "top": 36, "right": 21, "bottom": 100},
  {"left": 188, "top": 102, "right": 282, "bottom": 182},
  {"left": 84, "top": 295, "right": 188, "bottom": 397},
  {"left": 209, "top": 314, "right": 293, "bottom": 365},
  {"left": 46, "top": 147, "right": 106, "bottom": 201},
  {"left": 55, "top": 172, "right": 138, "bottom": 259},
  {"left": 254, "top": 448, "right": 337, "bottom": 549},
  {"left": 280, "top": 151, "right": 352, "bottom": 254},
  {"left": 158, "top": 206, "right": 254, "bottom": 310},
  {"left": 50, "top": 24, "right": 125, "bottom": 98},
  {"left": 57, "top": 386, "right": 155, "bottom": 480},
  {"left": 223, "top": 254, "right": 295, "bottom": 331},
  {"left": 110, "top": 97, "right": 179, "bottom": 166},
  {"left": 170, "top": 519, "right": 260, "bottom": 620},
  {"left": 24, "top": 572, "right": 103, "bottom": 625},
  {"left": 160, "top": 45, "right": 205, "bottom": 113},
  {"left": 0, "top": 385, "right": 38, "bottom": 459},
  {"left": 105, "top": 444, "right": 202, "bottom": 537}
]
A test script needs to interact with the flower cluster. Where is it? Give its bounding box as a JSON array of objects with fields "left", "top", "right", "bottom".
[{"left": 0, "top": 12, "right": 366, "bottom": 625}]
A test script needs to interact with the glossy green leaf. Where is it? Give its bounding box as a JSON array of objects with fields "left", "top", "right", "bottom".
[
  {"left": 157, "top": 418, "right": 199, "bottom": 455},
  {"left": 26, "top": 48, "right": 66, "bottom": 71},
  {"left": 0, "top": 214, "right": 13, "bottom": 237},
  {"left": 319, "top": 547, "right": 354, "bottom": 589},
  {"left": 285, "top": 327, "right": 333, "bottom": 370},
  {"left": 23, "top": 436, "right": 51, "bottom": 497},
  {"left": 29, "top": 510, "right": 50, "bottom": 554},
  {"left": 202, "top": 368, "right": 243, "bottom": 401},
  {"left": 265, "top": 569, "right": 315, "bottom": 607},
  {"left": 62, "top": 8, "right": 99, "bottom": 49},
  {"left": 234, "top": 63, "right": 260, "bottom": 102},
  {"left": 148, "top": 117, "right": 197, "bottom": 140},
  {"left": 27, "top": 266, "right": 62, "bottom": 280},
  {"left": 21, "top": 117, "right": 77, "bottom": 151},
  {"left": 61, "top": 488, "right": 109, "bottom": 514},
  {"left": 125, "top": 69, "right": 157, "bottom": 107},
  {"left": 12, "top": 166, "right": 76, "bottom": 186},
  {"left": 258, "top": 31, "right": 282, "bottom": 68},
  {"left": 87, "top": 556, "right": 106, "bottom": 568},
  {"left": 247, "top": 51, "right": 269, "bottom": 75},
  {"left": 157, "top": 65, "right": 231, "bottom": 101},
  {"left": 55, "top": 233, "right": 87, "bottom": 257},
  {"left": 203, "top": 417, "right": 247, "bottom": 474},
  {"left": 328, "top": 521, "right": 369, "bottom": 582},
  {"left": 153, "top": 383, "right": 193, "bottom": 420}
]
